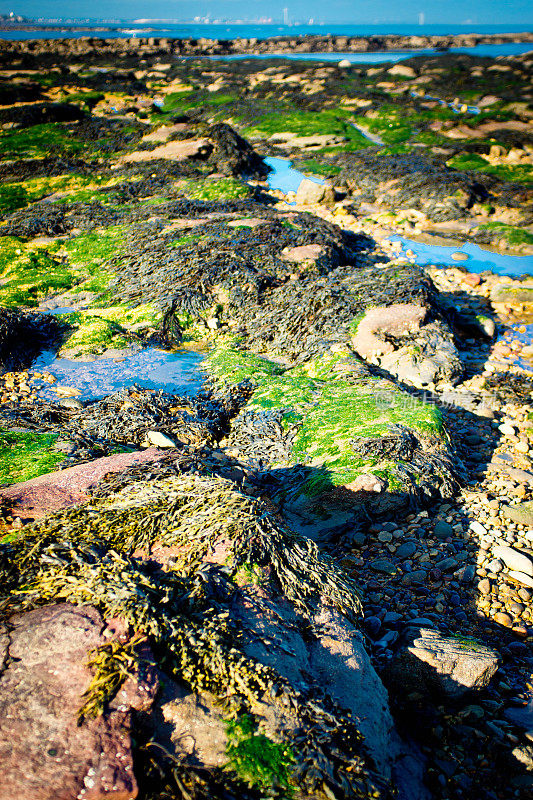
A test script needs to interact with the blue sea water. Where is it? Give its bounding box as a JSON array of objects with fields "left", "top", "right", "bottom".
[{"left": 1, "top": 22, "right": 532, "bottom": 45}]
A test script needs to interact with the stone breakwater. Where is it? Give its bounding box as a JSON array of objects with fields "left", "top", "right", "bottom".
[{"left": 1, "top": 31, "right": 533, "bottom": 59}]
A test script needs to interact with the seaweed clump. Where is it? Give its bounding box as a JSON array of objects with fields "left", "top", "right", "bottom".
[
  {"left": 0, "top": 469, "right": 387, "bottom": 799},
  {"left": 0, "top": 307, "right": 63, "bottom": 372}
]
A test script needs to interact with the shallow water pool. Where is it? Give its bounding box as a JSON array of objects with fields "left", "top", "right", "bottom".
[
  {"left": 265, "top": 156, "right": 324, "bottom": 194},
  {"left": 31, "top": 346, "right": 206, "bottom": 402},
  {"left": 392, "top": 236, "right": 533, "bottom": 278}
]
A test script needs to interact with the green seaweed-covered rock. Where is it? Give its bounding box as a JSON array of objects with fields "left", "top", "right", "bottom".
[{"left": 207, "top": 346, "right": 460, "bottom": 516}]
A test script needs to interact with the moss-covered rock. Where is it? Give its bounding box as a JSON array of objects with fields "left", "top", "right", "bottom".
[{"left": 207, "top": 346, "right": 459, "bottom": 514}]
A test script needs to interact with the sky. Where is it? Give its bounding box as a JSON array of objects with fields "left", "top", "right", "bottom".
[{"left": 6, "top": 0, "right": 533, "bottom": 25}]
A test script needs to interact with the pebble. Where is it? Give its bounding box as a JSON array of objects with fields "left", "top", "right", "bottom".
[
  {"left": 434, "top": 520, "right": 454, "bottom": 539},
  {"left": 493, "top": 612, "right": 513, "bottom": 627},
  {"left": 478, "top": 578, "right": 491, "bottom": 595},
  {"left": 377, "top": 531, "right": 393, "bottom": 543},
  {"left": 370, "top": 559, "right": 397, "bottom": 574},
  {"left": 470, "top": 521, "right": 488, "bottom": 537},
  {"left": 402, "top": 569, "right": 428, "bottom": 585},
  {"left": 396, "top": 542, "right": 417, "bottom": 559}
]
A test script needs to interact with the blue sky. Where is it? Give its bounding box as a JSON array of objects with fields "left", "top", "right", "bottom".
[{"left": 6, "top": 0, "right": 533, "bottom": 24}]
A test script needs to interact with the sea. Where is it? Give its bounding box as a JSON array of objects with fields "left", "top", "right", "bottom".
[{"left": 1, "top": 22, "right": 532, "bottom": 43}]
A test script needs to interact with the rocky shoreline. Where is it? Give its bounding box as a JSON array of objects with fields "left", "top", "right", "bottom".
[
  {"left": 0, "top": 30, "right": 532, "bottom": 59},
  {"left": 0, "top": 35, "right": 532, "bottom": 800}
]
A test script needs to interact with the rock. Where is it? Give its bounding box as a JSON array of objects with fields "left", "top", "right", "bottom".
[
  {"left": 493, "top": 611, "right": 513, "bottom": 627},
  {"left": 0, "top": 448, "right": 171, "bottom": 521},
  {"left": 493, "top": 544, "right": 533, "bottom": 576},
  {"left": 469, "top": 520, "right": 487, "bottom": 537},
  {"left": 345, "top": 473, "right": 387, "bottom": 493},
  {"left": 501, "top": 501, "right": 533, "bottom": 527},
  {"left": 434, "top": 520, "right": 453, "bottom": 539},
  {"left": 145, "top": 430, "right": 178, "bottom": 448},
  {"left": 352, "top": 304, "right": 427, "bottom": 359},
  {"left": 370, "top": 559, "right": 398, "bottom": 574},
  {"left": 451, "top": 251, "right": 468, "bottom": 261},
  {"left": 207, "top": 122, "right": 269, "bottom": 178},
  {"left": 295, "top": 178, "right": 334, "bottom": 205},
  {"left": 153, "top": 681, "right": 229, "bottom": 770},
  {"left": 390, "top": 627, "right": 499, "bottom": 699},
  {"left": 490, "top": 284, "right": 533, "bottom": 304},
  {"left": 0, "top": 603, "right": 158, "bottom": 800},
  {"left": 478, "top": 578, "right": 491, "bottom": 595},
  {"left": 338, "top": 59, "right": 352, "bottom": 69},
  {"left": 388, "top": 64, "right": 416, "bottom": 78},
  {"left": 402, "top": 569, "right": 428, "bottom": 585},
  {"left": 487, "top": 559, "right": 503, "bottom": 573},
  {"left": 280, "top": 243, "right": 329, "bottom": 268},
  {"left": 141, "top": 122, "right": 189, "bottom": 143},
  {"left": 509, "top": 571, "right": 533, "bottom": 588},
  {"left": 121, "top": 137, "right": 211, "bottom": 163},
  {"left": 396, "top": 542, "right": 417, "bottom": 559}
]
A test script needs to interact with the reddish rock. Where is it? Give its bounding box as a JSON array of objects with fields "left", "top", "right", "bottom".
[
  {"left": 0, "top": 603, "right": 158, "bottom": 800},
  {"left": 351, "top": 303, "right": 427, "bottom": 359},
  {"left": 0, "top": 448, "right": 171, "bottom": 521},
  {"left": 121, "top": 138, "right": 210, "bottom": 163},
  {"left": 462, "top": 272, "right": 482, "bottom": 287}
]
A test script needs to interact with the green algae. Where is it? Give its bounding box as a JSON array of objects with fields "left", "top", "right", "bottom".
[
  {"left": 0, "top": 227, "right": 129, "bottom": 308},
  {"left": 59, "top": 304, "right": 160, "bottom": 354},
  {"left": 225, "top": 714, "right": 295, "bottom": 793},
  {"left": 240, "top": 109, "right": 370, "bottom": 149},
  {"left": 183, "top": 177, "right": 252, "bottom": 201},
  {"left": 0, "top": 184, "right": 28, "bottom": 213},
  {"left": 478, "top": 222, "right": 533, "bottom": 246},
  {"left": 207, "top": 347, "right": 445, "bottom": 495},
  {"left": 446, "top": 153, "right": 533, "bottom": 185},
  {"left": 0, "top": 245, "right": 77, "bottom": 307},
  {"left": 0, "top": 428, "right": 63, "bottom": 485},
  {"left": 297, "top": 159, "right": 342, "bottom": 177},
  {"left": 0, "top": 123, "right": 84, "bottom": 160}
]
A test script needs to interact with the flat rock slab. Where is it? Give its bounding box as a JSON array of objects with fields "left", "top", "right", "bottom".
[
  {"left": 390, "top": 626, "right": 499, "bottom": 699},
  {"left": 280, "top": 243, "right": 328, "bottom": 263},
  {"left": 141, "top": 123, "right": 189, "bottom": 143},
  {"left": 0, "top": 447, "right": 169, "bottom": 521},
  {"left": 500, "top": 502, "right": 533, "bottom": 527},
  {"left": 120, "top": 138, "right": 210, "bottom": 163},
  {"left": 0, "top": 603, "right": 157, "bottom": 800}
]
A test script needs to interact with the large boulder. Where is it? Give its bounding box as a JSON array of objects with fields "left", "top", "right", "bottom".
[
  {"left": 0, "top": 447, "right": 170, "bottom": 521},
  {"left": 388, "top": 626, "right": 500, "bottom": 699},
  {"left": 0, "top": 603, "right": 158, "bottom": 800}
]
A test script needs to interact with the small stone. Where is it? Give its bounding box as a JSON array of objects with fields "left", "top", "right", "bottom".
[
  {"left": 494, "top": 611, "right": 513, "bottom": 628},
  {"left": 469, "top": 521, "right": 487, "bottom": 537},
  {"left": 487, "top": 559, "right": 504, "bottom": 573},
  {"left": 478, "top": 578, "right": 491, "bottom": 595},
  {"left": 396, "top": 542, "right": 417, "bottom": 559},
  {"left": 402, "top": 569, "right": 428, "bottom": 585},
  {"left": 370, "top": 559, "right": 397, "bottom": 574},
  {"left": 434, "top": 521, "right": 453, "bottom": 539},
  {"left": 451, "top": 251, "right": 468, "bottom": 261},
  {"left": 145, "top": 430, "right": 178, "bottom": 449},
  {"left": 435, "top": 557, "right": 458, "bottom": 572},
  {"left": 377, "top": 531, "right": 393, "bottom": 543}
]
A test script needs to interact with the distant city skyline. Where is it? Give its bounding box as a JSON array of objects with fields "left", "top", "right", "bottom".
[{"left": 3, "top": 0, "right": 533, "bottom": 26}]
